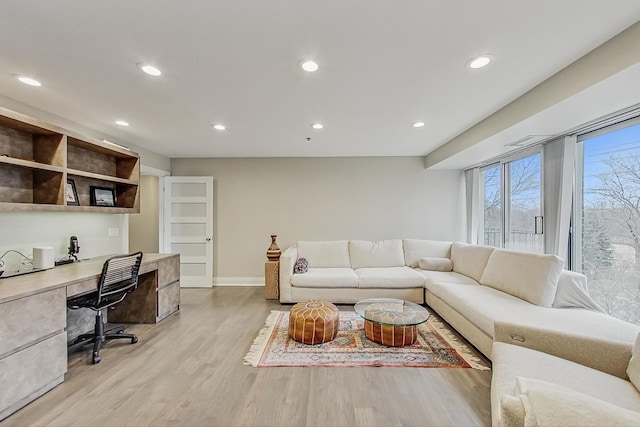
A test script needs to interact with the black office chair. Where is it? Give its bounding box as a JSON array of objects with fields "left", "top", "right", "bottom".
[{"left": 67, "top": 252, "right": 144, "bottom": 364}]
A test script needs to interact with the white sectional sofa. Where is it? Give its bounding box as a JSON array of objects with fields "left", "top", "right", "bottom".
[{"left": 280, "top": 238, "right": 640, "bottom": 426}]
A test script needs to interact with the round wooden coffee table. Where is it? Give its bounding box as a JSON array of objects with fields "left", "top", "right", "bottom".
[{"left": 354, "top": 298, "right": 429, "bottom": 347}]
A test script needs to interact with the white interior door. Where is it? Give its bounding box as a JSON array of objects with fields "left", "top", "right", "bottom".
[{"left": 163, "top": 176, "right": 213, "bottom": 287}]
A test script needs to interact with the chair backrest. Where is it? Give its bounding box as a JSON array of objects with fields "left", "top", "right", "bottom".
[{"left": 97, "top": 252, "right": 144, "bottom": 306}]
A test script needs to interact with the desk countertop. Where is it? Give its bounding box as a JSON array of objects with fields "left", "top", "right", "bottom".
[{"left": 0, "top": 253, "right": 178, "bottom": 304}]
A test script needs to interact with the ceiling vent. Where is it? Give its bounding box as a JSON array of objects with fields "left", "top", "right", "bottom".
[{"left": 505, "top": 135, "right": 553, "bottom": 147}]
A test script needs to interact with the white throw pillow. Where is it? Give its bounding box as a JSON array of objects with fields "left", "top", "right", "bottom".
[
  {"left": 418, "top": 257, "right": 452, "bottom": 272},
  {"left": 510, "top": 377, "right": 640, "bottom": 427},
  {"left": 403, "top": 239, "right": 452, "bottom": 268},
  {"left": 297, "top": 240, "right": 351, "bottom": 268},
  {"left": 480, "top": 249, "right": 563, "bottom": 307},
  {"left": 628, "top": 332, "right": 640, "bottom": 392},
  {"left": 499, "top": 394, "right": 525, "bottom": 427},
  {"left": 450, "top": 242, "right": 494, "bottom": 282},
  {"left": 349, "top": 240, "right": 404, "bottom": 269}
]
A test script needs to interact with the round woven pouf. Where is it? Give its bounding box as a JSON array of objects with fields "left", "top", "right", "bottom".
[{"left": 288, "top": 300, "right": 339, "bottom": 345}]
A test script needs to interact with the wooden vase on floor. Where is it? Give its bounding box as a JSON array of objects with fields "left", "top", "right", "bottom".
[{"left": 266, "top": 235, "right": 281, "bottom": 261}]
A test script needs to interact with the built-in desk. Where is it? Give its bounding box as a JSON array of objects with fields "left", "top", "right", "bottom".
[{"left": 0, "top": 253, "right": 180, "bottom": 421}]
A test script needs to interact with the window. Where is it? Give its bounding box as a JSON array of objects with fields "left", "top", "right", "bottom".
[
  {"left": 477, "top": 152, "right": 543, "bottom": 253},
  {"left": 576, "top": 119, "right": 640, "bottom": 325},
  {"left": 505, "top": 154, "right": 543, "bottom": 253},
  {"left": 479, "top": 165, "right": 501, "bottom": 247}
]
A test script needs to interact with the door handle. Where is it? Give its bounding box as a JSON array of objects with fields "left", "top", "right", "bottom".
[
  {"left": 534, "top": 216, "right": 543, "bottom": 234},
  {"left": 205, "top": 237, "right": 212, "bottom": 242}
]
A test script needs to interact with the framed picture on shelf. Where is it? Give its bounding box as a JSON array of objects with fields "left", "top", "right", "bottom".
[
  {"left": 66, "top": 179, "right": 79, "bottom": 206},
  {"left": 90, "top": 186, "right": 116, "bottom": 207}
]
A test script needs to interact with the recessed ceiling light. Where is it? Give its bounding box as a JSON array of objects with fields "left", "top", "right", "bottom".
[
  {"left": 412, "top": 121, "right": 425, "bottom": 128},
  {"left": 115, "top": 120, "right": 130, "bottom": 127},
  {"left": 213, "top": 124, "right": 226, "bottom": 131},
  {"left": 138, "top": 63, "right": 162, "bottom": 76},
  {"left": 468, "top": 55, "right": 492, "bottom": 69},
  {"left": 17, "top": 76, "right": 42, "bottom": 87},
  {"left": 311, "top": 123, "right": 323, "bottom": 129},
  {"left": 299, "top": 60, "right": 319, "bottom": 72}
]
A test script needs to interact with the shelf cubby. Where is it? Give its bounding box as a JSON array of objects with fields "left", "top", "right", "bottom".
[{"left": 0, "top": 107, "right": 140, "bottom": 213}]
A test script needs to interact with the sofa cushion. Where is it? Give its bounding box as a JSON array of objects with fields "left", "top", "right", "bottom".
[
  {"left": 480, "top": 249, "right": 563, "bottom": 307},
  {"left": 403, "top": 239, "right": 452, "bottom": 268},
  {"left": 290, "top": 268, "right": 358, "bottom": 288},
  {"left": 629, "top": 333, "right": 640, "bottom": 392},
  {"left": 450, "top": 242, "right": 494, "bottom": 282},
  {"left": 355, "top": 267, "right": 425, "bottom": 289},
  {"left": 417, "top": 270, "right": 479, "bottom": 287},
  {"left": 510, "top": 377, "right": 640, "bottom": 427},
  {"left": 491, "top": 342, "right": 640, "bottom": 427},
  {"left": 297, "top": 240, "right": 351, "bottom": 268},
  {"left": 418, "top": 257, "right": 452, "bottom": 272},
  {"left": 349, "top": 240, "right": 404, "bottom": 269}
]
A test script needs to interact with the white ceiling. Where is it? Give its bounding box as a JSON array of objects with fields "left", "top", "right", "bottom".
[{"left": 0, "top": 1, "right": 639, "bottom": 160}]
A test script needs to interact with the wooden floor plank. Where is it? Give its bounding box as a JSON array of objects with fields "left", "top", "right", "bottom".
[{"left": 0, "top": 287, "right": 492, "bottom": 427}]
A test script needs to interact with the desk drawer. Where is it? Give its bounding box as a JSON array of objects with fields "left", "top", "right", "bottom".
[
  {"left": 158, "top": 256, "right": 180, "bottom": 288},
  {"left": 157, "top": 281, "right": 180, "bottom": 321},
  {"left": 0, "top": 331, "right": 66, "bottom": 420},
  {"left": 0, "top": 288, "right": 66, "bottom": 358}
]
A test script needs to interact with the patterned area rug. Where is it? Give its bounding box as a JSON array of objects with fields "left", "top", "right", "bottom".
[{"left": 244, "top": 310, "right": 490, "bottom": 369}]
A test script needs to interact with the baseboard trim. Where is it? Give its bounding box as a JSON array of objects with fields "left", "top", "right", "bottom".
[{"left": 213, "top": 277, "right": 264, "bottom": 287}]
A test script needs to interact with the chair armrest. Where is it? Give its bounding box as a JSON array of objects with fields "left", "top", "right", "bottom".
[
  {"left": 494, "top": 320, "right": 632, "bottom": 379},
  {"left": 278, "top": 247, "right": 297, "bottom": 303}
]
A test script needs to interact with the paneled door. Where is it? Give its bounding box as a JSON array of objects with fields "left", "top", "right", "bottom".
[{"left": 163, "top": 176, "right": 213, "bottom": 287}]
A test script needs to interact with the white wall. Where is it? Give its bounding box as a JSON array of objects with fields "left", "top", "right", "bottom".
[
  {"left": 171, "top": 156, "right": 465, "bottom": 283},
  {"left": 0, "top": 212, "right": 127, "bottom": 270},
  {"left": 129, "top": 175, "right": 160, "bottom": 254}
]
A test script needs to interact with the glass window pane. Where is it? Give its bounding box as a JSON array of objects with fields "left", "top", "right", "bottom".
[
  {"left": 171, "top": 202, "right": 206, "bottom": 217},
  {"left": 171, "top": 223, "right": 207, "bottom": 237},
  {"left": 506, "top": 154, "right": 543, "bottom": 253},
  {"left": 581, "top": 121, "right": 640, "bottom": 325},
  {"left": 171, "top": 243, "right": 206, "bottom": 257},
  {"left": 171, "top": 182, "right": 206, "bottom": 197},
  {"left": 479, "top": 166, "right": 501, "bottom": 247}
]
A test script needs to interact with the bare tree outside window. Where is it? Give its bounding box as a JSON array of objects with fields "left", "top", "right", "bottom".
[
  {"left": 582, "top": 123, "right": 640, "bottom": 325},
  {"left": 480, "top": 155, "right": 542, "bottom": 252}
]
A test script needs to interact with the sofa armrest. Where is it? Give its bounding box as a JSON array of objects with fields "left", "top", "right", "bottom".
[
  {"left": 279, "top": 246, "right": 297, "bottom": 303},
  {"left": 494, "top": 320, "right": 632, "bottom": 379}
]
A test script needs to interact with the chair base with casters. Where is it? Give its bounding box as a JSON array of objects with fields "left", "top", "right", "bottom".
[
  {"left": 67, "top": 252, "right": 143, "bottom": 364},
  {"left": 68, "top": 310, "right": 138, "bottom": 364}
]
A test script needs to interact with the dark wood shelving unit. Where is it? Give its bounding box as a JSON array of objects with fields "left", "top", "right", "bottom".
[{"left": 0, "top": 107, "right": 140, "bottom": 213}]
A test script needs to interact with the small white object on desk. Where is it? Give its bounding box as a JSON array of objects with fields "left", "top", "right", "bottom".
[{"left": 32, "top": 247, "right": 55, "bottom": 269}]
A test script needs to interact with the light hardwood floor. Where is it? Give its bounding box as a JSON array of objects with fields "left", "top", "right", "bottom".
[{"left": 1, "top": 287, "right": 492, "bottom": 427}]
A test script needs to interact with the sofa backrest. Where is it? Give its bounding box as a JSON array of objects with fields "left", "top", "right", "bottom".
[
  {"left": 297, "top": 240, "right": 351, "bottom": 268},
  {"left": 349, "top": 240, "right": 404, "bottom": 269},
  {"left": 450, "top": 242, "right": 494, "bottom": 282},
  {"left": 480, "top": 248, "right": 564, "bottom": 307},
  {"left": 403, "top": 239, "right": 452, "bottom": 268}
]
